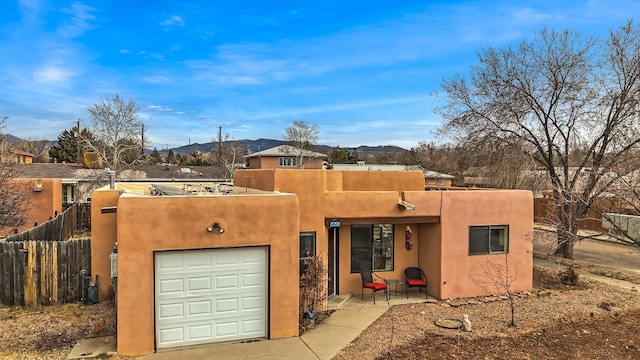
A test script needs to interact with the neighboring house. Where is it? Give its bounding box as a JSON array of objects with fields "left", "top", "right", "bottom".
[
  {"left": 15, "top": 163, "right": 93, "bottom": 207},
  {"left": 0, "top": 178, "right": 63, "bottom": 236},
  {"left": 3, "top": 149, "right": 35, "bottom": 164},
  {"left": 10, "top": 163, "right": 228, "bottom": 234},
  {"left": 90, "top": 168, "right": 533, "bottom": 356},
  {"left": 244, "top": 145, "right": 327, "bottom": 169}
]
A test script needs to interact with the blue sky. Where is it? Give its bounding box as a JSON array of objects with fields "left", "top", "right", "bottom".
[{"left": 1, "top": 0, "right": 639, "bottom": 149}]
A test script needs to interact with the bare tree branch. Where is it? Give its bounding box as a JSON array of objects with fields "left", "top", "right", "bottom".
[
  {"left": 83, "top": 94, "right": 144, "bottom": 172},
  {"left": 439, "top": 22, "right": 640, "bottom": 259}
]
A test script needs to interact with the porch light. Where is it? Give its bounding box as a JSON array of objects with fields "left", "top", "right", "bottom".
[{"left": 207, "top": 222, "right": 225, "bottom": 233}]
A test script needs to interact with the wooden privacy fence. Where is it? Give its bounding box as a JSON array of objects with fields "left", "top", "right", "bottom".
[
  {"left": 5, "top": 206, "right": 75, "bottom": 242},
  {"left": 75, "top": 202, "right": 91, "bottom": 233},
  {"left": 0, "top": 239, "right": 91, "bottom": 306}
]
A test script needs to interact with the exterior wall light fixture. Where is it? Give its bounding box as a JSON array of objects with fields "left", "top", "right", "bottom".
[
  {"left": 33, "top": 179, "right": 43, "bottom": 192},
  {"left": 207, "top": 222, "right": 225, "bottom": 233}
]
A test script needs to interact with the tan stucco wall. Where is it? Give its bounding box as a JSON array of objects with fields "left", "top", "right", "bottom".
[
  {"left": 419, "top": 223, "right": 442, "bottom": 298},
  {"left": 113, "top": 193, "right": 300, "bottom": 356},
  {"left": 5, "top": 178, "right": 63, "bottom": 234},
  {"left": 90, "top": 190, "right": 121, "bottom": 300},
  {"left": 340, "top": 170, "right": 425, "bottom": 191},
  {"left": 234, "top": 169, "right": 533, "bottom": 300},
  {"left": 438, "top": 190, "right": 534, "bottom": 299}
]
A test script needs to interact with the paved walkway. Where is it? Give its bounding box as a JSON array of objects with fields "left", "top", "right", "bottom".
[{"left": 67, "top": 293, "right": 431, "bottom": 360}]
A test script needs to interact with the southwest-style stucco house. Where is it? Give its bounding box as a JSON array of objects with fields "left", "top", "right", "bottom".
[
  {"left": 244, "top": 145, "right": 327, "bottom": 169},
  {"left": 3, "top": 149, "right": 35, "bottom": 164},
  {"left": 90, "top": 168, "right": 533, "bottom": 356}
]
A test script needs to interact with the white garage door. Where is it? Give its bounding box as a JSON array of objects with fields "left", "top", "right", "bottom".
[{"left": 155, "top": 247, "right": 268, "bottom": 349}]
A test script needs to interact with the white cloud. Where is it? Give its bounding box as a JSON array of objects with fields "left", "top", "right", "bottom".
[
  {"left": 514, "top": 8, "right": 553, "bottom": 22},
  {"left": 161, "top": 15, "right": 185, "bottom": 27},
  {"left": 58, "top": 3, "right": 98, "bottom": 39},
  {"left": 17, "top": 0, "right": 45, "bottom": 23},
  {"left": 142, "top": 76, "right": 173, "bottom": 84},
  {"left": 34, "top": 67, "right": 73, "bottom": 83},
  {"left": 243, "top": 96, "right": 427, "bottom": 120}
]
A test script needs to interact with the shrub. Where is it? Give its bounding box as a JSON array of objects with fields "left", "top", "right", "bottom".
[{"left": 559, "top": 267, "right": 579, "bottom": 286}]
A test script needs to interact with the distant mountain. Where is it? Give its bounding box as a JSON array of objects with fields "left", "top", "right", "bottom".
[
  {"left": 3, "top": 133, "right": 23, "bottom": 143},
  {"left": 151, "top": 138, "right": 407, "bottom": 157},
  {"left": 6, "top": 133, "right": 407, "bottom": 159}
]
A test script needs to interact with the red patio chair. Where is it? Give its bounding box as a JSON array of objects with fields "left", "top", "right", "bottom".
[
  {"left": 361, "top": 271, "right": 387, "bottom": 304},
  {"left": 405, "top": 267, "right": 427, "bottom": 299}
]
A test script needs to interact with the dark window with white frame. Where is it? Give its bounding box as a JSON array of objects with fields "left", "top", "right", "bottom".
[
  {"left": 300, "top": 232, "right": 316, "bottom": 276},
  {"left": 469, "top": 225, "right": 509, "bottom": 255},
  {"left": 350, "top": 224, "right": 394, "bottom": 273},
  {"left": 279, "top": 157, "right": 297, "bottom": 167}
]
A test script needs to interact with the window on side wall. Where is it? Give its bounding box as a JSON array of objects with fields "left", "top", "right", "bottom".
[
  {"left": 300, "top": 232, "right": 316, "bottom": 277},
  {"left": 279, "top": 157, "right": 297, "bottom": 167},
  {"left": 469, "top": 225, "right": 509, "bottom": 255},
  {"left": 350, "top": 224, "right": 394, "bottom": 273}
]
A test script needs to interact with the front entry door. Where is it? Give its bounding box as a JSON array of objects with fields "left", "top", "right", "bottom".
[{"left": 328, "top": 227, "right": 338, "bottom": 298}]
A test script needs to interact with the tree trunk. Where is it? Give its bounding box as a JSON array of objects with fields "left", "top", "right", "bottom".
[{"left": 554, "top": 233, "right": 575, "bottom": 259}]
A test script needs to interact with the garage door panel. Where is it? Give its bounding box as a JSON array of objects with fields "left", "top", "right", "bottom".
[
  {"left": 158, "top": 303, "right": 184, "bottom": 320},
  {"left": 215, "top": 274, "right": 238, "bottom": 289},
  {"left": 187, "top": 252, "right": 212, "bottom": 268},
  {"left": 242, "top": 272, "right": 265, "bottom": 287},
  {"left": 242, "top": 319, "right": 265, "bottom": 334},
  {"left": 188, "top": 324, "right": 212, "bottom": 340},
  {"left": 157, "top": 278, "right": 185, "bottom": 295},
  {"left": 241, "top": 296, "right": 263, "bottom": 311},
  {"left": 155, "top": 247, "right": 267, "bottom": 349},
  {"left": 156, "top": 254, "right": 185, "bottom": 271},
  {"left": 214, "top": 253, "right": 240, "bottom": 266},
  {"left": 215, "top": 298, "right": 238, "bottom": 313},
  {"left": 188, "top": 277, "right": 212, "bottom": 291},
  {"left": 215, "top": 321, "right": 239, "bottom": 337},
  {"left": 158, "top": 327, "right": 184, "bottom": 344},
  {"left": 188, "top": 300, "right": 212, "bottom": 316}
]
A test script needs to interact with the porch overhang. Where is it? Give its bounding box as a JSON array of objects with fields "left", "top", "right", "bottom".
[{"left": 324, "top": 216, "right": 439, "bottom": 226}]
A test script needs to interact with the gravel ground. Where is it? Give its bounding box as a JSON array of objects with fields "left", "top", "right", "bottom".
[
  {"left": 0, "top": 301, "right": 116, "bottom": 360},
  {"left": 334, "top": 267, "right": 640, "bottom": 360},
  {"left": 0, "top": 231, "right": 638, "bottom": 359}
]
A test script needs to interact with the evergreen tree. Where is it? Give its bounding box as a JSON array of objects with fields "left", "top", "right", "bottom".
[
  {"left": 48, "top": 127, "right": 93, "bottom": 163},
  {"left": 166, "top": 149, "right": 175, "bottom": 164},
  {"left": 150, "top": 148, "right": 163, "bottom": 164}
]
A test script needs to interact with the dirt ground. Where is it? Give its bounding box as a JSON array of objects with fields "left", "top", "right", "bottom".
[
  {"left": 332, "top": 233, "right": 640, "bottom": 360},
  {"left": 534, "top": 229, "right": 640, "bottom": 283},
  {"left": 0, "top": 233, "right": 639, "bottom": 360},
  {"left": 335, "top": 267, "right": 640, "bottom": 360},
  {"left": 0, "top": 301, "right": 116, "bottom": 360}
]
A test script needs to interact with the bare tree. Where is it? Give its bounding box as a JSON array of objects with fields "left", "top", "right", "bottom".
[
  {"left": 469, "top": 253, "right": 519, "bottom": 327},
  {"left": 284, "top": 120, "right": 320, "bottom": 169},
  {"left": 0, "top": 117, "right": 28, "bottom": 236},
  {"left": 213, "top": 132, "right": 247, "bottom": 181},
  {"left": 83, "top": 94, "right": 144, "bottom": 172},
  {"left": 16, "top": 138, "right": 51, "bottom": 163},
  {"left": 438, "top": 22, "right": 640, "bottom": 259}
]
